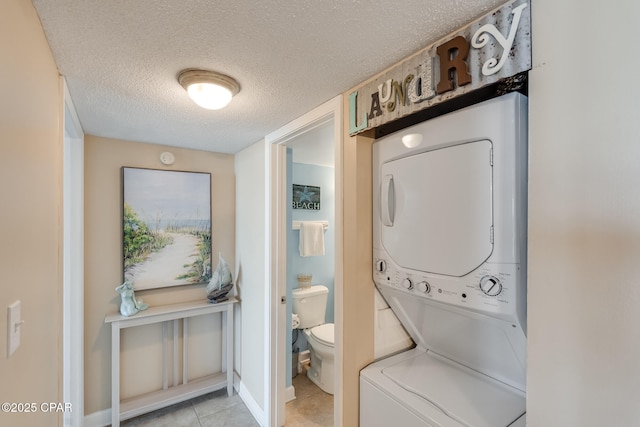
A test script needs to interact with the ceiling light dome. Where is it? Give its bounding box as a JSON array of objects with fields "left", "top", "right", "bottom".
[{"left": 178, "top": 69, "right": 240, "bottom": 110}]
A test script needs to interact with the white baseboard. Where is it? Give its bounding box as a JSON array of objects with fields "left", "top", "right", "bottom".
[
  {"left": 285, "top": 385, "right": 296, "bottom": 402},
  {"left": 239, "top": 381, "right": 266, "bottom": 426},
  {"left": 234, "top": 371, "right": 241, "bottom": 391}
]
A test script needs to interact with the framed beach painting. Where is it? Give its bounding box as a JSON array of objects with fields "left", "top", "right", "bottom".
[{"left": 122, "top": 167, "right": 212, "bottom": 290}]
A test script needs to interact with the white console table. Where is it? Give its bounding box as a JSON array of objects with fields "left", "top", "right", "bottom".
[{"left": 105, "top": 298, "right": 236, "bottom": 427}]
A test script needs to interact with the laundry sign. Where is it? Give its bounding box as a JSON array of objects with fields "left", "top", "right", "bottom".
[
  {"left": 349, "top": 0, "right": 531, "bottom": 135},
  {"left": 293, "top": 184, "right": 321, "bottom": 210}
]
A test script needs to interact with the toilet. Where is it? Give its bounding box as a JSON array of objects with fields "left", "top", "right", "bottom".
[{"left": 292, "top": 285, "right": 335, "bottom": 395}]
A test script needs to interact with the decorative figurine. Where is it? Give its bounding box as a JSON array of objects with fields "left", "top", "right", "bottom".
[
  {"left": 115, "top": 281, "right": 149, "bottom": 316},
  {"left": 206, "top": 253, "right": 233, "bottom": 303}
]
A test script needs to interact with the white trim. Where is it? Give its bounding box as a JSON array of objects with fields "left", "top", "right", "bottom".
[
  {"left": 265, "top": 95, "right": 343, "bottom": 427},
  {"left": 265, "top": 103, "right": 335, "bottom": 146},
  {"left": 265, "top": 140, "right": 288, "bottom": 426},
  {"left": 234, "top": 371, "right": 241, "bottom": 391},
  {"left": 332, "top": 98, "right": 344, "bottom": 426},
  {"left": 264, "top": 140, "right": 276, "bottom": 426},
  {"left": 275, "top": 143, "right": 288, "bottom": 425},
  {"left": 62, "top": 76, "right": 84, "bottom": 427},
  {"left": 240, "top": 380, "right": 267, "bottom": 426},
  {"left": 285, "top": 385, "right": 296, "bottom": 403},
  {"left": 63, "top": 80, "right": 83, "bottom": 138}
]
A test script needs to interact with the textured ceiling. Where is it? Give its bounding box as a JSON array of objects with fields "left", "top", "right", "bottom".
[{"left": 32, "top": 0, "right": 504, "bottom": 154}]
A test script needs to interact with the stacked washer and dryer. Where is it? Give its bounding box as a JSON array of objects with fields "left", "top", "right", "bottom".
[{"left": 361, "top": 93, "right": 528, "bottom": 427}]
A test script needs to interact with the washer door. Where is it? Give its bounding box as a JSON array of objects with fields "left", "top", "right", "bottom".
[
  {"left": 381, "top": 350, "right": 526, "bottom": 427},
  {"left": 380, "top": 140, "right": 493, "bottom": 277}
]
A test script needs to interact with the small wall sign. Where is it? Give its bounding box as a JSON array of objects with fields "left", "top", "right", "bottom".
[{"left": 293, "top": 184, "right": 321, "bottom": 210}]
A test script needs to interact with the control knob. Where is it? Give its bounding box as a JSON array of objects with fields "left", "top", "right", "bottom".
[
  {"left": 401, "top": 278, "right": 413, "bottom": 290},
  {"left": 417, "top": 281, "right": 431, "bottom": 294},
  {"left": 375, "top": 259, "right": 387, "bottom": 273},
  {"left": 479, "top": 275, "right": 502, "bottom": 296}
]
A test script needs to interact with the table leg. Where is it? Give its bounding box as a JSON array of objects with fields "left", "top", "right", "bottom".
[
  {"left": 111, "top": 323, "right": 120, "bottom": 427},
  {"left": 226, "top": 305, "right": 234, "bottom": 396}
]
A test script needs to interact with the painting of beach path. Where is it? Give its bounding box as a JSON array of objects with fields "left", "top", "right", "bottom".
[{"left": 122, "top": 167, "right": 212, "bottom": 290}]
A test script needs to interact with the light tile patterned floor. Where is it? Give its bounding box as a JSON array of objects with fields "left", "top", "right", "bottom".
[
  {"left": 120, "top": 388, "right": 258, "bottom": 427},
  {"left": 285, "top": 368, "right": 333, "bottom": 426},
  {"left": 119, "top": 370, "right": 333, "bottom": 427}
]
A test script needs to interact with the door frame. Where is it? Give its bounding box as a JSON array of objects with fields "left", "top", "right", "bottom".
[
  {"left": 265, "top": 95, "right": 343, "bottom": 426},
  {"left": 61, "top": 77, "right": 84, "bottom": 426}
]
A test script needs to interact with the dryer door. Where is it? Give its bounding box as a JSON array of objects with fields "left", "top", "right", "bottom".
[{"left": 380, "top": 140, "right": 493, "bottom": 277}]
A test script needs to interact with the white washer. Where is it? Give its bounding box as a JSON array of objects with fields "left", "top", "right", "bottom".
[
  {"left": 361, "top": 348, "right": 526, "bottom": 427},
  {"left": 362, "top": 93, "right": 528, "bottom": 426}
]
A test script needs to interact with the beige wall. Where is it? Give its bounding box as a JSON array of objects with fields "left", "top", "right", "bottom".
[
  {"left": 84, "top": 136, "right": 235, "bottom": 415},
  {"left": 527, "top": 1, "right": 640, "bottom": 425},
  {"left": 339, "top": 110, "right": 376, "bottom": 425},
  {"left": 0, "top": 1, "right": 63, "bottom": 426},
  {"left": 339, "top": 55, "right": 411, "bottom": 427}
]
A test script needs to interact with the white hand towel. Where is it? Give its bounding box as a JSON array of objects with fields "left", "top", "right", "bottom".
[{"left": 299, "top": 221, "right": 325, "bottom": 257}]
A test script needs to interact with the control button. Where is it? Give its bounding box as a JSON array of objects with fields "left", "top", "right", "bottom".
[
  {"left": 479, "top": 275, "right": 502, "bottom": 296},
  {"left": 417, "top": 281, "right": 431, "bottom": 294},
  {"left": 375, "top": 259, "right": 387, "bottom": 273},
  {"left": 401, "top": 278, "right": 413, "bottom": 290}
]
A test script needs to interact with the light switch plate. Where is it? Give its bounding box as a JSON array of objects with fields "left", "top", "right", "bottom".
[{"left": 7, "top": 300, "right": 21, "bottom": 357}]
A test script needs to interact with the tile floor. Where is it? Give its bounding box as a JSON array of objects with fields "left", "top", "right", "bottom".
[
  {"left": 285, "top": 367, "right": 334, "bottom": 426},
  {"left": 120, "top": 387, "right": 258, "bottom": 427},
  {"left": 119, "top": 368, "right": 333, "bottom": 427}
]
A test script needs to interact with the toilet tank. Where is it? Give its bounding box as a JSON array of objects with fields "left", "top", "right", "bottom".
[{"left": 292, "top": 285, "right": 328, "bottom": 329}]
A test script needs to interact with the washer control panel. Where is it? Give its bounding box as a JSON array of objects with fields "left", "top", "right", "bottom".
[{"left": 373, "top": 249, "right": 521, "bottom": 319}]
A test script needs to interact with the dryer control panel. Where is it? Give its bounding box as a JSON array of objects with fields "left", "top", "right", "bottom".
[{"left": 374, "top": 249, "right": 522, "bottom": 323}]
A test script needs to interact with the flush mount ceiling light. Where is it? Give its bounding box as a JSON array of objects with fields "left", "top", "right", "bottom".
[{"left": 178, "top": 69, "right": 240, "bottom": 110}]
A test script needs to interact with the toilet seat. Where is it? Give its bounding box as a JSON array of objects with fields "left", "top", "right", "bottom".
[{"left": 310, "top": 323, "right": 334, "bottom": 347}]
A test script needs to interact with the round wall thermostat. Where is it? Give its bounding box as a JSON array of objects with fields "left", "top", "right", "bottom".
[{"left": 160, "top": 151, "right": 175, "bottom": 165}]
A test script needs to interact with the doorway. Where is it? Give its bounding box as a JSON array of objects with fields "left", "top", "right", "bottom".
[
  {"left": 285, "top": 120, "right": 335, "bottom": 424},
  {"left": 266, "top": 96, "right": 343, "bottom": 427}
]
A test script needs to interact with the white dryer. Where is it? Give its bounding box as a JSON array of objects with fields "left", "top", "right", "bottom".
[{"left": 361, "top": 93, "right": 528, "bottom": 427}]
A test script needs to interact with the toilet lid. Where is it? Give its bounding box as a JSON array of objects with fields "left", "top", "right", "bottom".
[{"left": 310, "top": 323, "right": 334, "bottom": 347}]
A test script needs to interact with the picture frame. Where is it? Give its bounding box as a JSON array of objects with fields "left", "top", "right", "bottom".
[
  {"left": 292, "top": 184, "right": 321, "bottom": 210},
  {"left": 122, "top": 167, "right": 212, "bottom": 290}
]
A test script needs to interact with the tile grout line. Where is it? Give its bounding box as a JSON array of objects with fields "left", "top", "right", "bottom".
[{"left": 191, "top": 399, "right": 204, "bottom": 427}]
